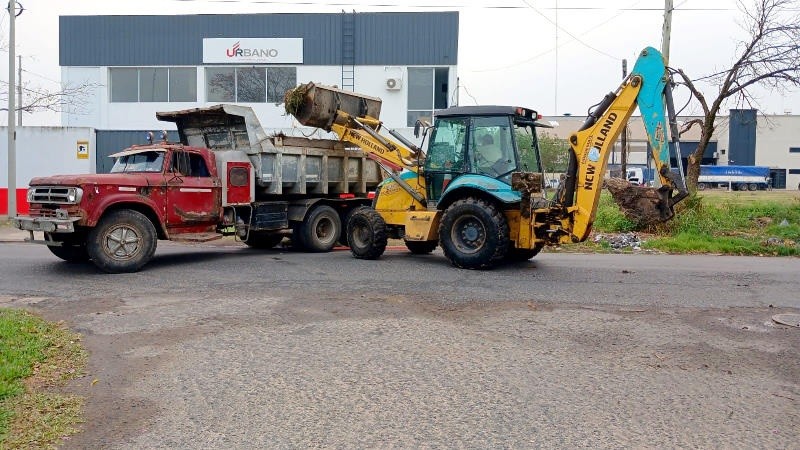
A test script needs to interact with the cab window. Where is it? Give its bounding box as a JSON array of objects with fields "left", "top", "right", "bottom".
[
  {"left": 470, "top": 116, "right": 516, "bottom": 178},
  {"left": 170, "top": 151, "right": 210, "bottom": 177},
  {"left": 110, "top": 151, "right": 165, "bottom": 173},
  {"left": 424, "top": 117, "right": 468, "bottom": 172}
]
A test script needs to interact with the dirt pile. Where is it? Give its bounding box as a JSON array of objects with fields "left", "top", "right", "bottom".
[{"left": 605, "top": 177, "right": 670, "bottom": 227}]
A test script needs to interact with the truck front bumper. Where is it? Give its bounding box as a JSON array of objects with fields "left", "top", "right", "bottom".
[{"left": 12, "top": 215, "right": 80, "bottom": 234}]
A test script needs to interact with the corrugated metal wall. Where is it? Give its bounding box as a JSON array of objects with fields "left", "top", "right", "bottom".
[
  {"left": 60, "top": 12, "right": 458, "bottom": 67},
  {"left": 95, "top": 130, "right": 180, "bottom": 173},
  {"left": 728, "top": 109, "right": 757, "bottom": 166}
]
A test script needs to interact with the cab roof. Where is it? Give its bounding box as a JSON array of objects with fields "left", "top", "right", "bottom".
[{"left": 434, "top": 105, "right": 535, "bottom": 117}]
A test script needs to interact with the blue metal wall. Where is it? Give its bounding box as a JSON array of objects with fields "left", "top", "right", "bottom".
[
  {"left": 60, "top": 12, "right": 458, "bottom": 67},
  {"left": 728, "top": 109, "right": 757, "bottom": 166},
  {"left": 95, "top": 130, "right": 179, "bottom": 174}
]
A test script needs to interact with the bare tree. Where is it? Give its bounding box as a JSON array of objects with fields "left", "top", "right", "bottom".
[
  {"left": 673, "top": 0, "right": 800, "bottom": 192},
  {"left": 0, "top": 80, "right": 99, "bottom": 117}
]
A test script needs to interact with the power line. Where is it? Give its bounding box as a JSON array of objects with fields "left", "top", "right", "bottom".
[{"left": 165, "top": 0, "right": 732, "bottom": 10}]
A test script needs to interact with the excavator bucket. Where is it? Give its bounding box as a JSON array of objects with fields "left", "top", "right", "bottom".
[
  {"left": 605, "top": 178, "right": 679, "bottom": 226},
  {"left": 284, "top": 82, "right": 382, "bottom": 131}
]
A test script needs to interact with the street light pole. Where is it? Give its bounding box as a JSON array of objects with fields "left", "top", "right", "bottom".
[
  {"left": 7, "top": 1, "right": 17, "bottom": 218},
  {"left": 661, "top": 0, "right": 674, "bottom": 65}
]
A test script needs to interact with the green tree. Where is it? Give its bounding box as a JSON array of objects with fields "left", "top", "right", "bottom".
[{"left": 517, "top": 130, "right": 570, "bottom": 175}]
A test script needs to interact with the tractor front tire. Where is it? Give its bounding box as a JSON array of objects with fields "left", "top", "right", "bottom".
[
  {"left": 347, "top": 208, "right": 388, "bottom": 260},
  {"left": 439, "top": 197, "right": 509, "bottom": 269}
]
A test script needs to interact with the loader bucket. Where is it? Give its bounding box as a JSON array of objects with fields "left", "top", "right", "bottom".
[{"left": 284, "top": 82, "right": 382, "bottom": 131}]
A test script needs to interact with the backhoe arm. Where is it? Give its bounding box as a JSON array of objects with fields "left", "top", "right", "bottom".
[{"left": 560, "top": 46, "right": 688, "bottom": 243}]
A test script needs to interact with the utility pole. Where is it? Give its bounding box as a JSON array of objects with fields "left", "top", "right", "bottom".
[
  {"left": 661, "top": 0, "right": 673, "bottom": 65},
  {"left": 620, "top": 59, "right": 628, "bottom": 178},
  {"left": 7, "top": 1, "right": 18, "bottom": 218},
  {"left": 17, "top": 55, "right": 22, "bottom": 126}
]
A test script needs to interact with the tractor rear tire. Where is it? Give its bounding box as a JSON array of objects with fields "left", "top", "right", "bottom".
[
  {"left": 347, "top": 208, "right": 387, "bottom": 260},
  {"left": 439, "top": 197, "right": 509, "bottom": 269},
  {"left": 405, "top": 240, "right": 438, "bottom": 254},
  {"left": 87, "top": 209, "right": 157, "bottom": 273},
  {"left": 299, "top": 205, "right": 341, "bottom": 252}
]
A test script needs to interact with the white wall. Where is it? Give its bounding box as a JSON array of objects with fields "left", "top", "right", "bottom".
[
  {"left": 756, "top": 115, "right": 800, "bottom": 189},
  {"left": 0, "top": 126, "right": 96, "bottom": 186},
  {"left": 61, "top": 64, "right": 457, "bottom": 136}
]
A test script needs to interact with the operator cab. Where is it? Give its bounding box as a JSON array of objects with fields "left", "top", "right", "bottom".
[{"left": 423, "top": 105, "right": 548, "bottom": 202}]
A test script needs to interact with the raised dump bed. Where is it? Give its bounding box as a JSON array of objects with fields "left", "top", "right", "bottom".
[{"left": 156, "top": 104, "right": 383, "bottom": 197}]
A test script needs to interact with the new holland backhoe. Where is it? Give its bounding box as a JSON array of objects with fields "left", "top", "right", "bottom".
[{"left": 285, "top": 46, "right": 688, "bottom": 269}]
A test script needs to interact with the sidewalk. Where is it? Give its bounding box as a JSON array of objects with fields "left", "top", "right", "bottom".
[{"left": 0, "top": 217, "right": 28, "bottom": 243}]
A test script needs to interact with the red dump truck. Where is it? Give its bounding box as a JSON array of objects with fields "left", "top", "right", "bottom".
[{"left": 12, "top": 98, "right": 383, "bottom": 273}]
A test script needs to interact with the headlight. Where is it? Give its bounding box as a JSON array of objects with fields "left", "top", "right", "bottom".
[
  {"left": 27, "top": 188, "right": 35, "bottom": 202},
  {"left": 67, "top": 187, "right": 84, "bottom": 203}
]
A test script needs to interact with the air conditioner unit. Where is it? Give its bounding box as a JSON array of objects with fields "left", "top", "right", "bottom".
[{"left": 385, "top": 77, "right": 402, "bottom": 90}]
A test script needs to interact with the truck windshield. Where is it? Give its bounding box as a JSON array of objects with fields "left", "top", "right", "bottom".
[{"left": 110, "top": 151, "right": 165, "bottom": 173}]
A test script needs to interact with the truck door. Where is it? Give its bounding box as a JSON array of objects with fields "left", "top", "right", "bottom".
[{"left": 165, "top": 150, "right": 221, "bottom": 229}]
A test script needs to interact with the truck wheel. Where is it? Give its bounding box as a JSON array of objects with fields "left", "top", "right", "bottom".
[
  {"left": 244, "top": 232, "right": 284, "bottom": 249},
  {"left": 697, "top": 183, "right": 706, "bottom": 191},
  {"left": 46, "top": 238, "right": 90, "bottom": 263},
  {"left": 506, "top": 244, "right": 543, "bottom": 262},
  {"left": 347, "top": 208, "right": 387, "bottom": 260},
  {"left": 87, "top": 210, "right": 157, "bottom": 273},
  {"left": 300, "top": 205, "right": 341, "bottom": 252},
  {"left": 748, "top": 183, "right": 758, "bottom": 191},
  {"left": 439, "top": 197, "right": 509, "bottom": 269},
  {"left": 404, "top": 240, "right": 438, "bottom": 254}
]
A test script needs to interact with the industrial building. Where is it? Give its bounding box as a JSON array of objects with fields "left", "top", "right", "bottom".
[{"left": 2, "top": 11, "right": 800, "bottom": 215}]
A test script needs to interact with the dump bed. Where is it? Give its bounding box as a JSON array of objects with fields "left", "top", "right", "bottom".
[{"left": 157, "top": 104, "right": 382, "bottom": 196}]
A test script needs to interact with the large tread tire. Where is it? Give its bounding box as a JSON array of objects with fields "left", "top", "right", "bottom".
[
  {"left": 506, "top": 244, "right": 544, "bottom": 262},
  {"left": 404, "top": 240, "right": 438, "bottom": 255},
  {"left": 87, "top": 210, "right": 157, "bottom": 273},
  {"left": 299, "top": 205, "right": 341, "bottom": 253},
  {"left": 46, "top": 242, "right": 90, "bottom": 263},
  {"left": 244, "top": 232, "right": 284, "bottom": 249},
  {"left": 439, "top": 197, "right": 509, "bottom": 269},
  {"left": 347, "top": 208, "right": 388, "bottom": 260}
]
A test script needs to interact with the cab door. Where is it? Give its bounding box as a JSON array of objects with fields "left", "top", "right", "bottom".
[{"left": 165, "top": 150, "right": 221, "bottom": 231}]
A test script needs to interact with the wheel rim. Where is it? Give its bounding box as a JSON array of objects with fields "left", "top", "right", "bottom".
[
  {"left": 102, "top": 224, "right": 142, "bottom": 260},
  {"left": 350, "top": 220, "right": 370, "bottom": 248},
  {"left": 450, "top": 214, "right": 486, "bottom": 255},
  {"left": 314, "top": 216, "right": 336, "bottom": 245}
]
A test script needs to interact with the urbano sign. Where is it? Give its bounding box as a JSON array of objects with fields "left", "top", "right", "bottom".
[{"left": 203, "top": 38, "right": 303, "bottom": 64}]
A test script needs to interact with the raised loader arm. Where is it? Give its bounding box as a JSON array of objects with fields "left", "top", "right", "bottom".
[
  {"left": 285, "top": 82, "right": 425, "bottom": 203},
  {"left": 557, "top": 46, "right": 688, "bottom": 243}
]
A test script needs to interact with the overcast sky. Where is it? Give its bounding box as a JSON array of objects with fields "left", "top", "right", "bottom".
[{"left": 1, "top": 0, "right": 799, "bottom": 126}]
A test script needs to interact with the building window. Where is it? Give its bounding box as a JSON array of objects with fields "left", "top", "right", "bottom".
[
  {"left": 407, "top": 67, "right": 449, "bottom": 126},
  {"left": 268, "top": 67, "right": 297, "bottom": 103},
  {"left": 110, "top": 68, "right": 138, "bottom": 102},
  {"left": 789, "top": 169, "right": 800, "bottom": 175},
  {"left": 169, "top": 68, "right": 198, "bottom": 102},
  {"left": 789, "top": 147, "right": 800, "bottom": 153},
  {"left": 110, "top": 67, "right": 197, "bottom": 102},
  {"left": 205, "top": 67, "right": 297, "bottom": 103}
]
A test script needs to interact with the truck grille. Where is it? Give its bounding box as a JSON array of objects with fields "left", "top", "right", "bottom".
[{"left": 29, "top": 187, "right": 78, "bottom": 204}]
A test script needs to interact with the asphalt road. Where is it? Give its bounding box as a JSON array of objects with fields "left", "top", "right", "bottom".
[{"left": 1, "top": 241, "right": 798, "bottom": 448}]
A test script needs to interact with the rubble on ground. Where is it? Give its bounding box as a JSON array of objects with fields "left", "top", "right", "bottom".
[{"left": 593, "top": 232, "right": 643, "bottom": 251}]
